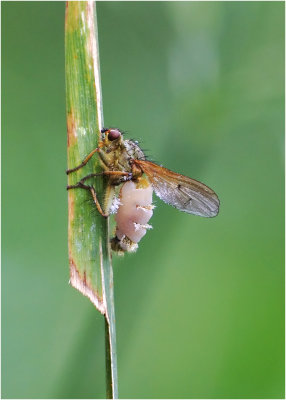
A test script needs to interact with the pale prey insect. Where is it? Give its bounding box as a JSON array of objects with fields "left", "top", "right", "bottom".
[
  {"left": 110, "top": 178, "right": 154, "bottom": 254},
  {"left": 67, "top": 128, "right": 220, "bottom": 253}
]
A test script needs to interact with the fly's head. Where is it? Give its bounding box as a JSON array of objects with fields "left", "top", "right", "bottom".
[
  {"left": 100, "top": 128, "right": 127, "bottom": 171},
  {"left": 101, "top": 128, "right": 124, "bottom": 151},
  {"left": 100, "top": 128, "right": 146, "bottom": 173},
  {"left": 101, "top": 128, "right": 145, "bottom": 159}
]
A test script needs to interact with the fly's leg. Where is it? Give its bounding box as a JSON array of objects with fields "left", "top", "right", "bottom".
[
  {"left": 79, "top": 170, "right": 132, "bottom": 184},
  {"left": 67, "top": 171, "right": 133, "bottom": 218},
  {"left": 66, "top": 148, "right": 100, "bottom": 174},
  {"left": 67, "top": 182, "right": 108, "bottom": 218}
]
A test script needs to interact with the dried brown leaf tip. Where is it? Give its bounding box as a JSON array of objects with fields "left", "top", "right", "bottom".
[{"left": 69, "top": 257, "right": 105, "bottom": 314}]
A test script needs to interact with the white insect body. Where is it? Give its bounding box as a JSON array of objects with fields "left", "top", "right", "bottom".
[{"left": 111, "top": 178, "right": 154, "bottom": 253}]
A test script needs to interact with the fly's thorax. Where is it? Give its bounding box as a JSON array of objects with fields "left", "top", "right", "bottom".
[
  {"left": 99, "top": 127, "right": 145, "bottom": 167},
  {"left": 99, "top": 138, "right": 146, "bottom": 178},
  {"left": 108, "top": 139, "right": 146, "bottom": 175},
  {"left": 111, "top": 178, "right": 154, "bottom": 254},
  {"left": 98, "top": 137, "right": 125, "bottom": 170},
  {"left": 123, "top": 140, "right": 146, "bottom": 161}
]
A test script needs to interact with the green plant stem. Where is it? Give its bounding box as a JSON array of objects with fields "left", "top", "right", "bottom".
[
  {"left": 92, "top": 4, "right": 118, "bottom": 398},
  {"left": 105, "top": 318, "right": 112, "bottom": 398},
  {"left": 65, "top": 1, "right": 118, "bottom": 397}
]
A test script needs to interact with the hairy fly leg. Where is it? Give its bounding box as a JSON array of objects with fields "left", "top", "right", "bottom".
[
  {"left": 67, "top": 182, "right": 108, "bottom": 218},
  {"left": 66, "top": 147, "right": 100, "bottom": 174}
]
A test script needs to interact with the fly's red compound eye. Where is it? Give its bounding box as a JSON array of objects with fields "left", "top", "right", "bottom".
[{"left": 108, "top": 129, "right": 121, "bottom": 141}]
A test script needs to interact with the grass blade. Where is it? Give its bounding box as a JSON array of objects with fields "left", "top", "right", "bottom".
[{"left": 65, "top": 1, "right": 118, "bottom": 397}]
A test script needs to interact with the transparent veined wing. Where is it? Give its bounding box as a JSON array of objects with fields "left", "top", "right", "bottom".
[{"left": 133, "top": 160, "right": 220, "bottom": 217}]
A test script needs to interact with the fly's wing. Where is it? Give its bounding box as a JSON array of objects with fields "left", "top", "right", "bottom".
[{"left": 134, "top": 160, "right": 219, "bottom": 217}]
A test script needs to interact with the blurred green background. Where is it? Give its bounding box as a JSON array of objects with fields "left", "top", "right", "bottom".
[{"left": 2, "top": 1, "right": 284, "bottom": 398}]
